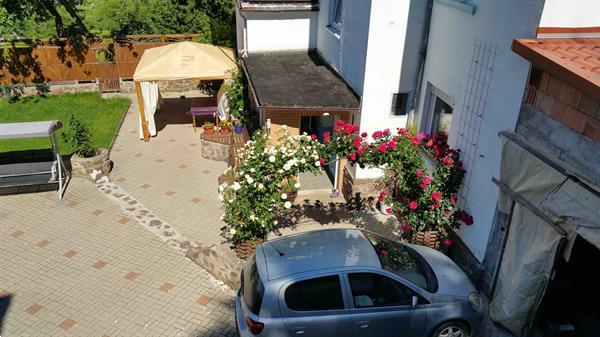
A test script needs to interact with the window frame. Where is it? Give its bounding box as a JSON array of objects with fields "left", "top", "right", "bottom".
[
  {"left": 420, "top": 82, "right": 454, "bottom": 136},
  {"left": 280, "top": 273, "right": 349, "bottom": 313},
  {"left": 328, "top": 0, "right": 343, "bottom": 34}
]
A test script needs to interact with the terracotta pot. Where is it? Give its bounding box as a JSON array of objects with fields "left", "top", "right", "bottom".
[
  {"left": 234, "top": 238, "right": 264, "bottom": 259},
  {"left": 410, "top": 231, "right": 440, "bottom": 250},
  {"left": 203, "top": 126, "right": 214, "bottom": 135},
  {"left": 219, "top": 128, "right": 231, "bottom": 135},
  {"left": 285, "top": 191, "right": 298, "bottom": 203}
]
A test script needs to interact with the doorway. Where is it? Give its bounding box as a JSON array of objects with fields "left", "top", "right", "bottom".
[
  {"left": 299, "top": 116, "right": 334, "bottom": 190},
  {"left": 534, "top": 236, "right": 600, "bottom": 337}
]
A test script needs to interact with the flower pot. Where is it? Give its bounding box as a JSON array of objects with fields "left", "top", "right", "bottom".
[
  {"left": 410, "top": 230, "right": 440, "bottom": 250},
  {"left": 234, "top": 125, "right": 244, "bottom": 134},
  {"left": 379, "top": 201, "right": 393, "bottom": 215},
  {"left": 70, "top": 148, "right": 111, "bottom": 180},
  {"left": 203, "top": 126, "right": 214, "bottom": 135},
  {"left": 234, "top": 238, "right": 264, "bottom": 259}
]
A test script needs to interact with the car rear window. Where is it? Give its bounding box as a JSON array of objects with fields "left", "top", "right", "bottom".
[
  {"left": 284, "top": 275, "right": 344, "bottom": 311},
  {"left": 363, "top": 232, "right": 437, "bottom": 292},
  {"left": 242, "top": 254, "right": 264, "bottom": 315}
]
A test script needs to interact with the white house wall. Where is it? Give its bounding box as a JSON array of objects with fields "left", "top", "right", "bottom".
[
  {"left": 540, "top": 0, "right": 600, "bottom": 28},
  {"left": 415, "top": 0, "right": 545, "bottom": 260},
  {"left": 244, "top": 11, "right": 318, "bottom": 52}
]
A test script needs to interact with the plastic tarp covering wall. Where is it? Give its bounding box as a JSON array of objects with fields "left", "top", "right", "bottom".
[
  {"left": 138, "top": 81, "right": 161, "bottom": 139},
  {"left": 490, "top": 136, "right": 593, "bottom": 337},
  {"left": 490, "top": 204, "right": 562, "bottom": 336}
]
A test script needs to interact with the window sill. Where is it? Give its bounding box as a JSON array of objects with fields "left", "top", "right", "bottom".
[
  {"left": 435, "top": 0, "right": 477, "bottom": 15},
  {"left": 325, "top": 25, "right": 341, "bottom": 40}
]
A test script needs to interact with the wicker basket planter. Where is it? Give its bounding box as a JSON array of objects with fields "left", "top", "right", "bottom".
[
  {"left": 234, "top": 238, "right": 265, "bottom": 259},
  {"left": 410, "top": 231, "right": 440, "bottom": 250}
]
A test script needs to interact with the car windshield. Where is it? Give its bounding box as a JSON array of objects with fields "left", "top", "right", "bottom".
[{"left": 363, "top": 232, "right": 437, "bottom": 292}]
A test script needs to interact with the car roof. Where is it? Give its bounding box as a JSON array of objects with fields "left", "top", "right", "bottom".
[{"left": 259, "top": 229, "right": 382, "bottom": 281}]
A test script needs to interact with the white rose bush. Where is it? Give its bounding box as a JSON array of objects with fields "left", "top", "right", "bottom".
[{"left": 220, "top": 129, "right": 327, "bottom": 242}]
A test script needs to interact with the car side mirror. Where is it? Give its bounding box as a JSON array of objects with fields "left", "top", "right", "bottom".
[{"left": 411, "top": 296, "right": 419, "bottom": 308}]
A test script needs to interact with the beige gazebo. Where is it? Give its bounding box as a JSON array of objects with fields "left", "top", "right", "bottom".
[{"left": 133, "top": 41, "right": 236, "bottom": 141}]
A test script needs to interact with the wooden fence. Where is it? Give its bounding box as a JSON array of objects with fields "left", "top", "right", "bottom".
[{"left": 0, "top": 34, "right": 203, "bottom": 85}]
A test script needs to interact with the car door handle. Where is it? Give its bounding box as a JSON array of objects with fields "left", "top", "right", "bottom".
[
  {"left": 356, "top": 320, "right": 370, "bottom": 329},
  {"left": 292, "top": 327, "right": 307, "bottom": 335}
]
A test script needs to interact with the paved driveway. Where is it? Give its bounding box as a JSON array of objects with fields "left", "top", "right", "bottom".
[{"left": 0, "top": 178, "right": 236, "bottom": 337}]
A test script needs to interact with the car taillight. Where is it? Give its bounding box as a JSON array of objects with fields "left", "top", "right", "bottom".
[{"left": 245, "top": 316, "right": 264, "bottom": 335}]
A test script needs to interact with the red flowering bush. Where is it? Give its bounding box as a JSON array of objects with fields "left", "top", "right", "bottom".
[{"left": 325, "top": 121, "right": 473, "bottom": 246}]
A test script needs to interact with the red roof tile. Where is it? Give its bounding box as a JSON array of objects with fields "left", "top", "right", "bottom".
[{"left": 512, "top": 37, "right": 600, "bottom": 99}]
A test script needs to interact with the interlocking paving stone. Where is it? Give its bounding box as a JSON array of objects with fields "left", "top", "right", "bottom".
[
  {"left": 58, "top": 319, "right": 76, "bottom": 331},
  {"left": 63, "top": 250, "right": 77, "bottom": 258},
  {"left": 25, "top": 303, "right": 43, "bottom": 315},
  {"left": 10, "top": 230, "right": 24, "bottom": 238},
  {"left": 36, "top": 239, "right": 50, "bottom": 248},
  {"left": 93, "top": 260, "right": 108, "bottom": 269}
]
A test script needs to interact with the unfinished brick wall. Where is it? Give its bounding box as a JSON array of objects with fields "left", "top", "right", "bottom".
[{"left": 525, "top": 67, "right": 600, "bottom": 142}]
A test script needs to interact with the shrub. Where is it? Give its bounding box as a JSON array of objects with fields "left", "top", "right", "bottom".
[{"left": 62, "top": 114, "right": 97, "bottom": 157}]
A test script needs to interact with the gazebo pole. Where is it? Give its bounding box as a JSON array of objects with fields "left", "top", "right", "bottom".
[{"left": 135, "top": 81, "right": 150, "bottom": 142}]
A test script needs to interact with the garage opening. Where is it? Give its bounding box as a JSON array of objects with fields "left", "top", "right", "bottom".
[{"left": 535, "top": 235, "right": 600, "bottom": 337}]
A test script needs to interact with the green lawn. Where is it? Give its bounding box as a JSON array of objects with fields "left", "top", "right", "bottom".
[{"left": 0, "top": 92, "right": 130, "bottom": 154}]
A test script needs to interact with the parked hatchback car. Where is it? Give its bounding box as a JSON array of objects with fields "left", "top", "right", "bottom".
[{"left": 236, "top": 228, "right": 484, "bottom": 337}]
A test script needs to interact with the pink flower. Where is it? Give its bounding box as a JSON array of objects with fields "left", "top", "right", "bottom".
[
  {"left": 378, "top": 143, "right": 388, "bottom": 153},
  {"left": 319, "top": 158, "right": 326, "bottom": 166},
  {"left": 353, "top": 136, "right": 362, "bottom": 148},
  {"left": 417, "top": 133, "right": 428, "bottom": 141},
  {"left": 416, "top": 169, "right": 423, "bottom": 177},
  {"left": 411, "top": 137, "right": 420, "bottom": 145},
  {"left": 409, "top": 201, "right": 418, "bottom": 210},
  {"left": 323, "top": 131, "right": 330, "bottom": 143},
  {"left": 443, "top": 239, "right": 453, "bottom": 248},
  {"left": 432, "top": 203, "right": 440, "bottom": 209},
  {"left": 451, "top": 195, "right": 457, "bottom": 204},
  {"left": 383, "top": 128, "right": 390, "bottom": 136},
  {"left": 426, "top": 139, "right": 434, "bottom": 147},
  {"left": 310, "top": 134, "right": 317, "bottom": 140},
  {"left": 357, "top": 147, "right": 365, "bottom": 156},
  {"left": 421, "top": 184, "right": 428, "bottom": 189},
  {"left": 387, "top": 140, "right": 396, "bottom": 149},
  {"left": 372, "top": 131, "right": 383, "bottom": 139},
  {"left": 442, "top": 157, "right": 454, "bottom": 166},
  {"left": 431, "top": 191, "right": 442, "bottom": 201},
  {"left": 421, "top": 177, "right": 432, "bottom": 185},
  {"left": 398, "top": 128, "right": 408, "bottom": 135},
  {"left": 347, "top": 152, "right": 357, "bottom": 161}
]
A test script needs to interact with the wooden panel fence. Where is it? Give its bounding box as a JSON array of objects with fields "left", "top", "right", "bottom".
[{"left": 0, "top": 34, "right": 202, "bottom": 85}]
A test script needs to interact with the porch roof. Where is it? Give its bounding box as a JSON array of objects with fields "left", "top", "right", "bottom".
[{"left": 243, "top": 51, "right": 360, "bottom": 111}]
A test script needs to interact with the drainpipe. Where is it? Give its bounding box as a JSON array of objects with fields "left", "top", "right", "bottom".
[
  {"left": 409, "top": 0, "right": 434, "bottom": 123},
  {"left": 237, "top": 0, "right": 249, "bottom": 56}
]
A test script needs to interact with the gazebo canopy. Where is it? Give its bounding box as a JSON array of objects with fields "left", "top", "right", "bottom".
[{"left": 133, "top": 41, "right": 236, "bottom": 82}]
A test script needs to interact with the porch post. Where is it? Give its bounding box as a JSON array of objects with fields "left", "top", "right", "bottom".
[{"left": 135, "top": 81, "right": 150, "bottom": 142}]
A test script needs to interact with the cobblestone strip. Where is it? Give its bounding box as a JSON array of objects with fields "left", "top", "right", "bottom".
[{"left": 96, "top": 176, "right": 195, "bottom": 254}]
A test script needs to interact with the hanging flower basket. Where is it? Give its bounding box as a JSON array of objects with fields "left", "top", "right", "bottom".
[{"left": 234, "top": 238, "right": 264, "bottom": 259}]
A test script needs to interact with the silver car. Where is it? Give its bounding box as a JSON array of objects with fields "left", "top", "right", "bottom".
[{"left": 235, "top": 229, "right": 484, "bottom": 337}]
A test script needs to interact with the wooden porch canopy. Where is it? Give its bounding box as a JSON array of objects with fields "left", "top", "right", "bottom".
[
  {"left": 133, "top": 41, "right": 236, "bottom": 141},
  {"left": 242, "top": 50, "right": 361, "bottom": 135}
]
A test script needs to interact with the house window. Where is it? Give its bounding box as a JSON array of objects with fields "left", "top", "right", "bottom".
[
  {"left": 329, "top": 0, "right": 343, "bottom": 32},
  {"left": 391, "top": 92, "right": 409, "bottom": 116},
  {"left": 421, "top": 84, "right": 454, "bottom": 135}
]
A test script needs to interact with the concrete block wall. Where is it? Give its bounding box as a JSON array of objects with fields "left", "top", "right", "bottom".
[{"left": 525, "top": 66, "right": 600, "bottom": 143}]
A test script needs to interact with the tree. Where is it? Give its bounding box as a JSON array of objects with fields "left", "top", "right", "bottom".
[{"left": 0, "top": 0, "right": 90, "bottom": 38}]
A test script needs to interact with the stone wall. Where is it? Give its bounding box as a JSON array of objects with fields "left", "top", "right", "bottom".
[
  {"left": 186, "top": 242, "right": 244, "bottom": 290},
  {"left": 200, "top": 139, "right": 230, "bottom": 162},
  {"left": 342, "top": 166, "right": 379, "bottom": 202},
  {"left": 70, "top": 148, "right": 111, "bottom": 179}
]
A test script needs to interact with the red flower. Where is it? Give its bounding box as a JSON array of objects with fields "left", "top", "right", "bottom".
[
  {"left": 442, "top": 157, "right": 454, "bottom": 166},
  {"left": 344, "top": 124, "right": 355, "bottom": 136},
  {"left": 353, "top": 136, "right": 362, "bottom": 148},
  {"left": 444, "top": 210, "right": 451, "bottom": 216},
  {"left": 416, "top": 169, "right": 423, "bottom": 177},
  {"left": 417, "top": 133, "right": 428, "bottom": 141},
  {"left": 378, "top": 143, "right": 388, "bottom": 153},
  {"left": 319, "top": 158, "right": 326, "bottom": 166},
  {"left": 460, "top": 211, "right": 474, "bottom": 225},
  {"left": 380, "top": 249, "right": 389, "bottom": 256},
  {"left": 383, "top": 128, "right": 390, "bottom": 136},
  {"left": 379, "top": 191, "right": 388, "bottom": 201},
  {"left": 421, "top": 177, "right": 432, "bottom": 185},
  {"left": 323, "top": 131, "right": 330, "bottom": 142},
  {"left": 409, "top": 201, "right": 418, "bottom": 210},
  {"left": 398, "top": 128, "right": 408, "bottom": 135},
  {"left": 426, "top": 139, "right": 434, "bottom": 147},
  {"left": 432, "top": 203, "right": 440, "bottom": 209},
  {"left": 372, "top": 131, "right": 383, "bottom": 139},
  {"left": 431, "top": 191, "right": 442, "bottom": 201},
  {"left": 421, "top": 184, "right": 428, "bottom": 189},
  {"left": 361, "top": 132, "right": 368, "bottom": 138},
  {"left": 401, "top": 223, "right": 413, "bottom": 232},
  {"left": 451, "top": 195, "right": 457, "bottom": 204},
  {"left": 443, "top": 239, "right": 453, "bottom": 248},
  {"left": 335, "top": 120, "right": 346, "bottom": 127},
  {"left": 385, "top": 207, "right": 393, "bottom": 214},
  {"left": 411, "top": 137, "right": 420, "bottom": 145},
  {"left": 310, "top": 134, "right": 317, "bottom": 140},
  {"left": 347, "top": 152, "right": 357, "bottom": 161},
  {"left": 388, "top": 139, "right": 396, "bottom": 149},
  {"left": 357, "top": 147, "right": 365, "bottom": 156}
]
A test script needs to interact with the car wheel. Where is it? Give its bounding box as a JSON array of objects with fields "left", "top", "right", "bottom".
[{"left": 432, "top": 321, "right": 470, "bottom": 337}]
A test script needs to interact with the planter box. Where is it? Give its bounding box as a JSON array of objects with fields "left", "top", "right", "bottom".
[{"left": 70, "top": 148, "right": 111, "bottom": 178}]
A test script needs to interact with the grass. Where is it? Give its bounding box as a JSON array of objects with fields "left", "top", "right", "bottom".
[{"left": 0, "top": 92, "right": 130, "bottom": 154}]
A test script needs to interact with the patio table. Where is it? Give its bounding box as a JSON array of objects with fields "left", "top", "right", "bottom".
[{"left": 190, "top": 103, "right": 218, "bottom": 132}]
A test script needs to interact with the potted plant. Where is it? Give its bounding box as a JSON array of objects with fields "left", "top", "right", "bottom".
[
  {"left": 62, "top": 114, "right": 111, "bottom": 179},
  {"left": 219, "top": 120, "right": 232, "bottom": 135},
  {"left": 233, "top": 119, "right": 244, "bottom": 134},
  {"left": 202, "top": 121, "right": 214, "bottom": 135}
]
